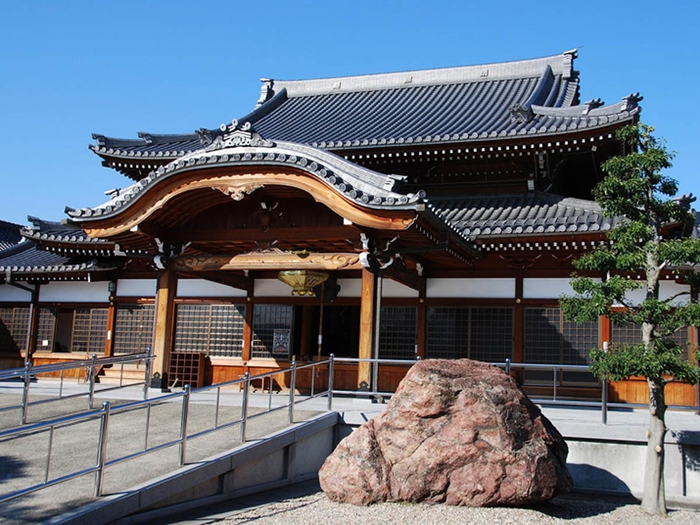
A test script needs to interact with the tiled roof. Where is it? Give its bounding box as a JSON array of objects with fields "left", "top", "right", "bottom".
[
  {"left": 70, "top": 125, "right": 427, "bottom": 221},
  {"left": 89, "top": 50, "right": 640, "bottom": 163},
  {"left": 0, "top": 241, "right": 117, "bottom": 276},
  {"left": 429, "top": 192, "right": 616, "bottom": 238},
  {"left": 90, "top": 132, "right": 210, "bottom": 160},
  {"left": 0, "top": 220, "right": 23, "bottom": 251},
  {"left": 21, "top": 216, "right": 109, "bottom": 245}
]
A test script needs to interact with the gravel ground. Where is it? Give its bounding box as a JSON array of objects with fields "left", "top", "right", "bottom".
[{"left": 216, "top": 492, "right": 700, "bottom": 525}]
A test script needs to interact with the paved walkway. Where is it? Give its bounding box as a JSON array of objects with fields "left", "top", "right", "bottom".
[{"left": 0, "top": 379, "right": 699, "bottom": 524}]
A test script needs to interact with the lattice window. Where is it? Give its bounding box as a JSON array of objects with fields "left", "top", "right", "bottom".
[
  {"left": 0, "top": 307, "right": 30, "bottom": 353},
  {"left": 612, "top": 323, "right": 693, "bottom": 360},
  {"left": 379, "top": 306, "right": 417, "bottom": 360},
  {"left": 71, "top": 308, "right": 109, "bottom": 354},
  {"left": 427, "top": 306, "right": 514, "bottom": 361},
  {"left": 426, "top": 307, "right": 470, "bottom": 359},
  {"left": 114, "top": 304, "right": 155, "bottom": 355},
  {"left": 35, "top": 308, "right": 57, "bottom": 352},
  {"left": 524, "top": 308, "right": 562, "bottom": 364},
  {"left": 524, "top": 307, "right": 598, "bottom": 385},
  {"left": 251, "top": 305, "right": 293, "bottom": 359},
  {"left": 174, "top": 303, "right": 245, "bottom": 357},
  {"left": 470, "top": 308, "right": 513, "bottom": 362}
]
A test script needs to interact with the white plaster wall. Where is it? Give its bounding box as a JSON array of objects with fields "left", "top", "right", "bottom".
[
  {"left": 337, "top": 278, "right": 361, "bottom": 298},
  {"left": 116, "top": 279, "right": 156, "bottom": 298},
  {"left": 523, "top": 278, "right": 582, "bottom": 299},
  {"left": 39, "top": 282, "right": 110, "bottom": 303},
  {"left": 254, "top": 279, "right": 293, "bottom": 297},
  {"left": 0, "top": 284, "right": 34, "bottom": 302},
  {"left": 177, "top": 279, "right": 247, "bottom": 298},
  {"left": 382, "top": 279, "right": 420, "bottom": 298},
  {"left": 426, "top": 278, "right": 515, "bottom": 298},
  {"left": 623, "top": 280, "right": 691, "bottom": 307}
]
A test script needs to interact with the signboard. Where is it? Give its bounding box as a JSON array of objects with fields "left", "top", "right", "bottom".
[{"left": 272, "top": 329, "right": 290, "bottom": 357}]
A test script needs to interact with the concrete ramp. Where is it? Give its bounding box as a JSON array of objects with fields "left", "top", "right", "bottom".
[{"left": 47, "top": 412, "right": 339, "bottom": 525}]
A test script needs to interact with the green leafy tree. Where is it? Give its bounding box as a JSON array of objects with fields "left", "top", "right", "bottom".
[{"left": 560, "top": 123, "right": 700, "bottom": 515}]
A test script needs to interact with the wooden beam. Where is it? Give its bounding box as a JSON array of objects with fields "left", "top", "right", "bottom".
[
  {"left": 172, "top": 252, "right": 363, "bottom": 272},
  {"left": 166, "top": 226, "right": 359, "bottom": 244}
]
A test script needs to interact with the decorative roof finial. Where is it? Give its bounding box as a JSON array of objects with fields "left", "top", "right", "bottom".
[{"left": 256, "top": 78, "right": 275, "bottom": 108}]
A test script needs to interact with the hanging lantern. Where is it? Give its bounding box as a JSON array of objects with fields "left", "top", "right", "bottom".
[{"left": 277, "top": 270, "right": 329, "bottom": 296}]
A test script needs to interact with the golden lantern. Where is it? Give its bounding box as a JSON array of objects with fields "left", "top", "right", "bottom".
[{"left": 277, "top": 270, "right": 329, "bottom": 296}]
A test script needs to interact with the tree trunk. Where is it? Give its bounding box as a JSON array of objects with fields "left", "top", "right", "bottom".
[{"left": 641, "top": 378, "right": 667, "bottom": 515}]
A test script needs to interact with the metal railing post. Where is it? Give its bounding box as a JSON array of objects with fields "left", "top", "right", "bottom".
[
  {"left": 327, "top": 354, "right": 335, "bottom": 411},
  {"left": 240, "top": 373, "right": 250, "bottom": 442},
  {"left": 505, "top": 358, "right": 511, "bottom": 376},
  {"left": 289, "top": 361, "right": 297, "bottom": 424},
  {"left": 267, "top": 375, "right": 273, "bottom": 411},
  {"left": 178, "top": 385, "right": 191, "bottom": 466},
  {"left": 88, "top": 354, "right": 97, "bottom": 409},
  {"left": 310, "top": 363, "right": 316, "bottom": 396},
  {"left": 552, "top": 366, "right": 558, "bottom": 402},
  {"left": 143, "top": 346, "right": 153, "bottom": 400},
  {"left": 59, "top": 369, "right": 65, "bottom": 398},
  {"left": 215, "top": 386, "right": 221, "bottom": 428},
  {"left": 94, "top": 401, "right": 111, "bottom": 497},
  {"left": 602, "top": 377, "right": 608, "bottom": 425},
  {"left": 20, "top": 362, "right": 32, "bottom": 425}
]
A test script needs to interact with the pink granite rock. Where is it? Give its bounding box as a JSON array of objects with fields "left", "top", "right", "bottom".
[{"left": 319, "top": 359, "right": 572, "bottom": 506}]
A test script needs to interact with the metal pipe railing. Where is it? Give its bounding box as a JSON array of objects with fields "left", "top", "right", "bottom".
[{"left": 0, "top": 351, "right": 155, "bottom": 424}]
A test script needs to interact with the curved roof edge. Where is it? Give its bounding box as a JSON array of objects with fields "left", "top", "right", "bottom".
[{"left": 69, "top": 124, "right": 428, "bottom": 222}]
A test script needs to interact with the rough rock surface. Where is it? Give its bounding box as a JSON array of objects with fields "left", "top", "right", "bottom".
[{"left": 319, "top": 359, "right": 572, "bottom": 506}]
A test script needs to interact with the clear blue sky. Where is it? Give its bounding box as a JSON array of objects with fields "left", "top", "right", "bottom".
[{"left": 1, "top": 1, "right": 697, "bottom": 226}]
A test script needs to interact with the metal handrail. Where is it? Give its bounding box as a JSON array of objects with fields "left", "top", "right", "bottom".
[
  {"left": 0, "top": 349, "right": 155, "bottom": 424},
  {"left": 0, "top": 357, "right": 334, "bottom": 504}
]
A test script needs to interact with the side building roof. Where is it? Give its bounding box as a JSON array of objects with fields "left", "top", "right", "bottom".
[
  {"left": 0, "top": 220, "right": 24, "bottom": 251},
  {"left": 430, "top": 191, "right": 618, "bottom": 239}
]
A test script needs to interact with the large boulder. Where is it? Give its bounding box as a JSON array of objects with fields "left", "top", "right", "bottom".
[{"left": 319, "top": 359, "right": 572, "bottom": 506}]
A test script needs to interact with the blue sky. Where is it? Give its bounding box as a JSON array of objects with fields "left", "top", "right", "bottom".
[{"left": 1, "top": 1, "right": 697, "bottom": 226}]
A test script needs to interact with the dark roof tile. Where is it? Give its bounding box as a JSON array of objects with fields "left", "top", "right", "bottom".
[
  {"left": 428, "top": 192, "right": 616, "bottom": 239},
  {"left": 0, "top": 220, "right": 23, "bottom": 252}
]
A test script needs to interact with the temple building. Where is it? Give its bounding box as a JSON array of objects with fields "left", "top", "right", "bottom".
[{"left": 0, "top": 50, "right": 696, "bottom": 405}]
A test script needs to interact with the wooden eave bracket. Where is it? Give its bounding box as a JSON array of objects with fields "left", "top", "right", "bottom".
[{"left": 383, "top": 263, "right": 425, "bottom": 291}]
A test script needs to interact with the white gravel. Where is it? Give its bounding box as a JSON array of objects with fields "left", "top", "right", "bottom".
[{"left": 216, "top": 492, "right": 700, "bottom": 525}]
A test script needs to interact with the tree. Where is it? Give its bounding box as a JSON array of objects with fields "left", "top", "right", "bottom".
[{"left": 560, "top": 123, "right": 700, "bottom": 515}]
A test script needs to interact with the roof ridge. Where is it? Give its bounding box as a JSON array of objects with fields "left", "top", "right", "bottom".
[{"left": 266, "top": 51, "right": 578, "bottom": 98}]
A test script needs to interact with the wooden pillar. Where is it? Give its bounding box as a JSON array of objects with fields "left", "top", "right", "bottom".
[
  {"left": 242, "top": 296, "right": 253, "bottom": 362},
  {"left": 104, "top": 281, "right": 117, "bottom": 357},
  {"left": 416, "top": 301, "right": 427, "bottom": 359},
  {"left": 358, "top": 267, "right": 376, "bottom": 389},
  {"left": 104, "top": 303, "right": 116, "bottom": 357},
  {"left": 152, "top": 269, "right": 177, "bottom": 382},
  {"left": 513, "top": 275, "right": 524, "bottom": 364}
]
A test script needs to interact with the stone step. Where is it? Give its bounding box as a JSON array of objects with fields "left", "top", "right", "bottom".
[{"left": 98, "top": 362, "right": 148, "bottom": 385}]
